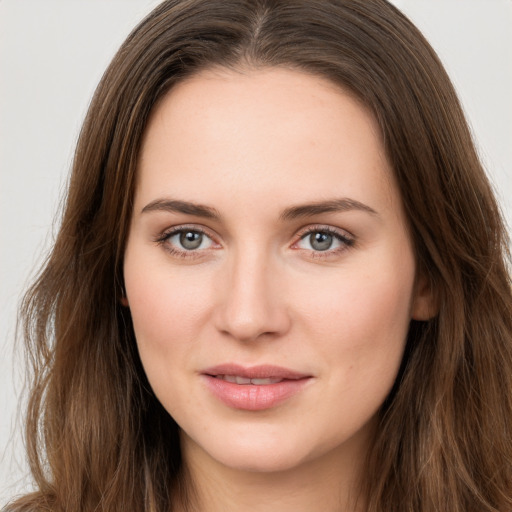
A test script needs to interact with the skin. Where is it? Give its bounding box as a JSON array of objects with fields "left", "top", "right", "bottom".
[{"left": 123, "top": 67, "right": 434, "bottom": 512}]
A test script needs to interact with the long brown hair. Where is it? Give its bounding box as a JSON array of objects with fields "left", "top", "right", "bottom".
[{"left": 8, "top": 1, "right": 512, "bottom": 511}]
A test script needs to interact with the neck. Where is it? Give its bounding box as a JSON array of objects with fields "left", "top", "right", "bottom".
[{"left": 175, "top": 431, "right": 370, "bottom": 512}]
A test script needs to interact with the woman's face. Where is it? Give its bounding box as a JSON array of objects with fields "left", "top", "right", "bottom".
[{"left": 123, "top": 68, "right": 432, "bottom": 474}]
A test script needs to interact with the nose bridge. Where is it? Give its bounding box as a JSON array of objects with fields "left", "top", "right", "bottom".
[{"left": 215, "top": 242, "right": 289, "bottom": 342}]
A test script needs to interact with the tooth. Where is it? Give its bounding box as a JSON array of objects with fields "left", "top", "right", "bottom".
[
  {"left": 215, "top": 375, "right": 284, "bottom": 385},
  {"left": 251, "top": 378, "right": 282, "bottom": 385}
]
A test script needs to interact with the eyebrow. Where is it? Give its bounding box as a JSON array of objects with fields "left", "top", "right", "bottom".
[
  {"left": 141, "top": 199, "right": 220, "bottom": 218},
  {"left": 140, "top": 197, "right": 378, "bottom": 220},
  {"left": 279, "top": 198, "right": 378, "bottom": 221}
]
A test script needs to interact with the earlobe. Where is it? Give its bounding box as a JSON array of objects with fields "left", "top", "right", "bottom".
[{"left": 411, "top": 273, "right": 438, "bottom": 321}]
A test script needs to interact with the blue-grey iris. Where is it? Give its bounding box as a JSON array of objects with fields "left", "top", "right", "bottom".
[
  {"left": 180, "top": 231, "right": 203, "bottom": 250},
  {"left": 310, "top": 232, "right": 333, "bottom": 251}
]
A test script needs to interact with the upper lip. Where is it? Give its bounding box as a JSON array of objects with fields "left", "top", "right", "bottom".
[{"left": 202, "top": 364, "right": 311, "bottom": 380}]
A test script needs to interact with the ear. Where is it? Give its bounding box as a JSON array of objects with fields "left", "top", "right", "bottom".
[
  {"left": 119, "top": 282, "right": 129, "bottom": 307},
  {"left": 411, "top": 272, "right": 438, "bottom": 321}
]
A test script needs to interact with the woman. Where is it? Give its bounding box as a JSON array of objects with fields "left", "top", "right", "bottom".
[{"left": 7, "top": 0, "right": 512, "bottom": 511}]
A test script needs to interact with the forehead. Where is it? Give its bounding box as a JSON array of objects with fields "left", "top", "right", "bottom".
[{"left": 135, "top": 67, "right": 398, "bottom": 218}]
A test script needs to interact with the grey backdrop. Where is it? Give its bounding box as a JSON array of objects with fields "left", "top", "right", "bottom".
[{"left": 1, "top": 0, "right": 511, "bottom": 502}]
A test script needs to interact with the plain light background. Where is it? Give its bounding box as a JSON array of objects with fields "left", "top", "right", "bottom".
[{"left": 1, "top": 0, "right": 511, "bottom": 503}]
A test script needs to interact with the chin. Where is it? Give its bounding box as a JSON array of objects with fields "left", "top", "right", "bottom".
[
  {"left": 182, "top": 424, "right": 315, "bottom": 474},
  {"left": 212, "top": 443, "right": 310, "bottom": 474}
]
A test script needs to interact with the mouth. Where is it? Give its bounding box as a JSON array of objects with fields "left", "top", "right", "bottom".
[{"left": 201, "top": 364, "right": 313, "bottom": 411}]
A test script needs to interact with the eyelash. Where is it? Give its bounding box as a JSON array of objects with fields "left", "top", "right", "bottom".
[
  {"left": 293, "top": 225, "right": 355, "bottom": 258},
  {"left": 154, "top": 224, "right": 355, "bottom": 260}
]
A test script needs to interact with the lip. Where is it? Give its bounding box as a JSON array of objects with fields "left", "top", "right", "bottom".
[{"left": 201, "top": 364, "right": 313, "bottom": 411}]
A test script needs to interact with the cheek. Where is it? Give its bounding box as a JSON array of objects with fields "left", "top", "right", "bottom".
[
  {"left": 301, "top": 269, "right": 412, "bottom": 336},
  {"left": 295, "top": 250, "right": 415, "bottom": 382},
  {"left": 124, "top": 262, "right": 215, "bottom": 421},
  {"left": 123, "top": 250, "right": 213, "bottom": 367},
  {"left": 293, "top": 260, "right": 415, "bottom": 440}
]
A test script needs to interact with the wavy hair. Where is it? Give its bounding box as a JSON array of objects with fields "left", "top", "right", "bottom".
[{"left": 8, "top": 1, "right": 512, "bottom": 511}]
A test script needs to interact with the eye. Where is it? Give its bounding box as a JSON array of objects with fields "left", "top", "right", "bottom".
[
  {"left": 170, "top": 230, "right": 212, "bottom": 250},
  {"left": 294, "top": 227, "right": 354, "bottom": 254},
  {"left": 157, "top": 226, "right": 217, "bottom": 256}
]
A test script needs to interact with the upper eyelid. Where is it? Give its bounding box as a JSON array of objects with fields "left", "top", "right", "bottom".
[
  {"left": 294, "top": 224, "right": 354, "bottom": 240},
  {"left": 158, "top": 224, "right": 218, "bottom": 240}
]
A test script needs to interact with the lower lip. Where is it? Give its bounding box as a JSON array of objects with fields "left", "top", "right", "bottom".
[{"left": 202, "top": 375, "right": 311, "bottom": 411}]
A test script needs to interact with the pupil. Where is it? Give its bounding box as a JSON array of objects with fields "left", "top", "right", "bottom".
[
  {"left": 180, "top": 231, "right": 202, "bottom": 250},
  {"left": 311, "top": 232, "right": 332, "bottom": 251}
]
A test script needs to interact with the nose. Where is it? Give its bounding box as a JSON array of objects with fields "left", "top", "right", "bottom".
[{"left": 213, "top": 248, "right": 291, "bottom": 343}]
